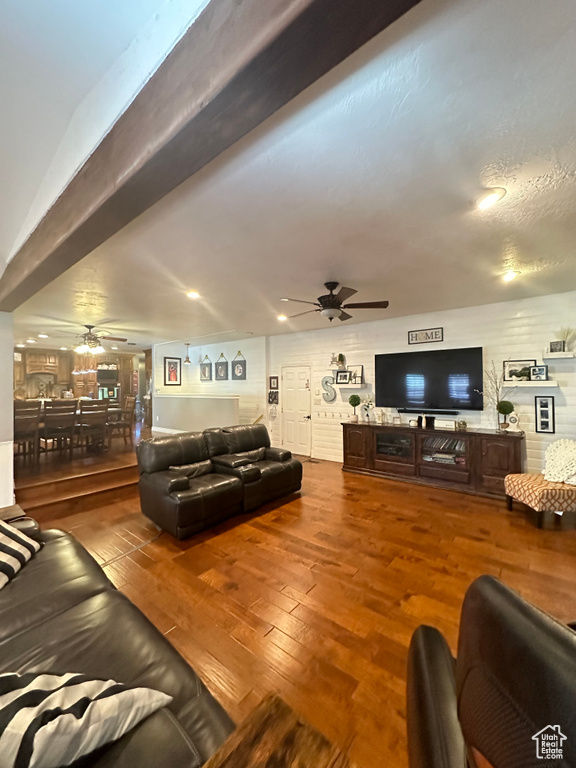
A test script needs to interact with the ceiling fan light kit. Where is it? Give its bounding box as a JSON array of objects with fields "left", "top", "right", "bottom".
[{"left": 282, "top": 282, "right": 389, "bottom": 323}]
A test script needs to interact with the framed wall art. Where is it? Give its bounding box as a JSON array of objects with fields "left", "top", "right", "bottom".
[
  {"left": 336, "top": 370, "right": 351, "bottom": 384},
  {"left": 215, "top": 355, "right": 228, "bottom": 380},
  {"left": 503, "top": 359, "right": 536, "bottom": 382},
  {"left": 200, "top": 362, "right": 212, "bottom": 381},
  {"left": 164, "top": 357, "right": 181, "bottom": 386},
  {"left": 268, "top": 390, "right": 279, "bottom": 404},
  {"left": 535, "top": 396, "right": 555, "bottom": 434},
  {"left": 269, "top": 376, "right": 279, "bottom": 390},
  {"left": 232, "top": 351, "right": 246, "bottom": 380},
  {"left": 347, "top": 365, "right": 363, "bottom": 384},
  {"left": 530, "top": 365, "right": 548, "bottom": 382}
]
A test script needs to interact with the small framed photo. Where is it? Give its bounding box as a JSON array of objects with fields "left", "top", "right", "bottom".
[
  {"left": 535, "top": 396, "right": 555, "bottom": 434},
  {"left": 549, "top": 341, "right": 566, "bottom": 353},
  {"left": 232, "top": 359, "right": 247, "bottom": 380},
  {"left": 503, "top": 359, "right": 536, "bottom": 382},
  {"left": 268, "top": 390, "right": 279, "bottom": 404},
  {"left": 269, "top": 376, "right": 279, "bottom": 390},
  {"left": 200, "top": 362, "right": 212, "bottom": 381},
  {"left": 164, "top": 357, "right": 181, "bottom": 386},
  {"left": 530, "top": 365, "right": 548, "bottom": 382},
  {"left": 336, "top": 370, "right": 351, "bottom": 384},
  {"left": 215, "top": 361, "right": 228, "bottom": 380},
  {"left": 347, "top": 365, "right": 364, "bottom": 384}
]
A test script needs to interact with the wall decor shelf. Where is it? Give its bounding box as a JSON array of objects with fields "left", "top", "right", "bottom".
[
  {"left": 342, "top": 422, "right": 523, "bottom": 499},
  {"left": 326, "top": 370, "right": 366, "bottom": 388},
  {"left": 542, "top": 351, "right": 574, "bottom": 360},
  {"left": 508, "top": 381, "right": 559, "bottom": 388}
]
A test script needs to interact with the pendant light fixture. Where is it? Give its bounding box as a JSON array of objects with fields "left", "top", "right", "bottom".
[{"left": 184, "top": 343, "right": 192, "bottom": 365}]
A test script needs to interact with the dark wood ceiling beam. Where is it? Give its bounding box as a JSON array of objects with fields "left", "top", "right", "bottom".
[{"left": 0, "top": 0, "right": 422, "bottom": 311}]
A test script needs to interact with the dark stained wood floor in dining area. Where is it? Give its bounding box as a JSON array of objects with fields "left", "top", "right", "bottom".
[{"left": 44, "top": 460, "right": 576, "bottom": 768}]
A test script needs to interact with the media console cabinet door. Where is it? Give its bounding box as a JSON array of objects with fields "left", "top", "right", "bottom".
[
  {"left": 477, "top": 436, "right": 520, "bottom": 495},
  {"left": 373, "top": 428, "right": 416, "bottom": 476},
  {"left": 343, "top": 425, "right": 370, "bottom": 469}
]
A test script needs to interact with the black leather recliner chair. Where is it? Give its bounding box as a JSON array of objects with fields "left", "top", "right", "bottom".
[
  {"left": 137, "top": 425, "right": 302, "bottom": 539},
  {"left": 407, "top": 575, "right": 576, "bottom": 768}
]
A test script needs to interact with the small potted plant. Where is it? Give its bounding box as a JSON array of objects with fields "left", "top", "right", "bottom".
[
  {"left": 497, "top": 399, "right": 514, "bottom": 430},
  {"left": 349, "top": 394, "right": 361, "bottom": 423}
]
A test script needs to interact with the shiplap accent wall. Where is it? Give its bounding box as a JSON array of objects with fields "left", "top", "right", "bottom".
[
  {"left": 153, "top": 336, "right": 267, "bottom": 426},
  {"left": 153, "top": 291, "right": 576, "bottom": 472}
]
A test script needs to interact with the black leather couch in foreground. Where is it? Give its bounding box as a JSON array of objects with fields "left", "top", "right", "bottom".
[
  {"left": 407, "top": 575, "right": 576, "bottom": 768},
  {"left": 137, "top": 424, "right": 303, "bottom": 539},
  {"left": 0, "top": 528, "right": 234, "bottom": 767}
]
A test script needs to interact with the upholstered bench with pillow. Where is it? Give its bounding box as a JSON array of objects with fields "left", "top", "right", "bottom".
[{"left": 505, "top": 473, "right": 576, "bottom": 528}]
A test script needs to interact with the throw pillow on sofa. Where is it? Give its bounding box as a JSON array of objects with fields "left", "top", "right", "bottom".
[
  {"left": 0, "top": 520, "right": 42, "bottom": 591},
  {"left": 0, "top": 671, "right": 172, "bottom": 768}
]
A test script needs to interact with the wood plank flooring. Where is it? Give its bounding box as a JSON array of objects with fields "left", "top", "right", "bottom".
[{"left": 44, "top": 459, "right": 576, "bottom": 768}]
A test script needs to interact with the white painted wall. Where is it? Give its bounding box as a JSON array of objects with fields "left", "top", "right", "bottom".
[
  {"left": 9, "top": 0, "right": 210, "bottom": 261},
  {"left": 153, "top": 337, "right": 267, "bottom": 427},
  {"left": 153, "top": 291, "right": 576, "bottom": 473},
  {"left": 0, "top": 312, "right": 14, "bottom": 506}
]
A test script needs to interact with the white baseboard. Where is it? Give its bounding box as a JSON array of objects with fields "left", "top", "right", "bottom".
[
  {"left": 151, "top": 427, "right": 184, "bottom": 435},
  {"left": 0, "top": 441, "right": 15, "bottom": 507}
]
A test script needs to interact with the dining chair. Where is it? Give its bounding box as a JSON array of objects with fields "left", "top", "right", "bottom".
[
  {"left": 107, "top": 396, "right": 136, "bottom": 447},
  {"left": 77, "top": 401, "right": 109, "bottom": 454},
  {"left": 14, "top": 402, "right": 42, "bottom": 464},
  {"left": 41, "top": 401, "right": 77, "bottom": 457}
]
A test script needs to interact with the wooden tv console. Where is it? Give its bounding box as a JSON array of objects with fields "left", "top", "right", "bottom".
[{"left": 342, "top": 422, "right": 524, "bottom": 499}]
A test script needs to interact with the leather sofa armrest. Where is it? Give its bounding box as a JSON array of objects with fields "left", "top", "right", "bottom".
[
  {"left": 265, "top": 446, "right": 292, "bottom": 462},
  {"left": 9, "top": 517, "right": 40, "bottom": 537},
  {"left": 212, "top": 454, "right": 250, "bottom": 469},
  {"left": 407, "top": 625, "right": 467, "bottom": 768},
  {"left": 143, "top": 471, "right": 190, "bottom": 493},
  {"left": 214, "top": 463, "right": 261, "bottom": 483}
]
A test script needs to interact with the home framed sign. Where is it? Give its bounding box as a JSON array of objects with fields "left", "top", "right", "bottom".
[{"left": 408, "top": 327, "right": 443, "bottom": 345}]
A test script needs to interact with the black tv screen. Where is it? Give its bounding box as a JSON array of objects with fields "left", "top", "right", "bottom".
[{"left": 375, "top": 347, "right": 483, "bottom": 411}]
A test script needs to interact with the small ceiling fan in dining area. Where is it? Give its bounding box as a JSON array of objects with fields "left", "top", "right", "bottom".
[
  {"left": 74, "top": 325, "right": 127, "bottom": 354},
  {"left": 280, "top": 282, "right": 389, "bottom": 322}
]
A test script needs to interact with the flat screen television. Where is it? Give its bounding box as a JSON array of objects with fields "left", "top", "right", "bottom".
[{"left": 375, "top": 347, "right": 483, "bottom": 412}]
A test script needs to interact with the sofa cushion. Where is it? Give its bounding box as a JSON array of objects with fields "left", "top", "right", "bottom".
[
  {"left": 0, "top": 531, "right": 113, "bottom": 643},
  {"left": 0, "top": 671, "right": 171, "bottom": 768},
  {"left": 138, "top": 433, "right": 209, "bottom": 474},
  {"left": 0, "top": 521, "right": 42, "bottom": 592},
  {"left": 223, "top": 424, "right": 271, "bottom": 454},
  {"left": 169, "top": 460, "right": 212, "bottom": 478},
  {"left": 235, "top": 447, "right": 266, "bottom": 462},
  {"left": 0, "top": 590, "right": 235, "bottom": 764},
  {"left": 171, "top": 474, "right": 244, "bottom": 528}
]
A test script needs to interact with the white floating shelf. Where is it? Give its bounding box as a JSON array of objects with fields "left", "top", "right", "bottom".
[
  {"left": 542, "top": 351, "right": 574, "bottom": 359},
  {"left": 507, "top": 380, "right": 559, "bottom": 388},
  {"left": 336, "top": 383, "right": 367, "bottom": 388}
]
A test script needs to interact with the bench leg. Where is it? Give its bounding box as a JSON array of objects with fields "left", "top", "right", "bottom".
[{"left": 506, "top": 494, "right": 513, "bottom": 511}]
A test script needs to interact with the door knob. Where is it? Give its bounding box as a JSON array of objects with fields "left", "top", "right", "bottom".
[{"left": 304, "top": 415, "right": 311, "bottom": 420}]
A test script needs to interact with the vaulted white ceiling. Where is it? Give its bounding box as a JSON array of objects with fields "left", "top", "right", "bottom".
[
  {"left": 11, "top": 0, "right": 576, "bottom": 352},
  {"left": 0, "top": 0, "right": 172, "bottom": 264}
]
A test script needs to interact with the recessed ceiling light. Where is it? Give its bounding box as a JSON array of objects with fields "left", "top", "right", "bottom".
[
  {"left": 187, "top": 291, "right": 200, "bottom": 299},
  {"left": 26, "top": 339, "right": 36, "bottom": 344},
  {"left": 502, "top": 269, "right": 520, "bottom": 282},
  {"left": 477, "top": 187, "right": 507, "bottom": 210},
  {"left": 111, "top": 346, "right": 118, "bottom": 350},
  {"left": 60, "top": 346, "right": 68, "bottom": 350},
  {"left": 277, "top": 315, "right": 288, "bottom": 322},
  {"left": 16, "top": 343, "right": 25, "bottom": 348},
  {"left": 280, "top": 298, "right": 289, "bottom": 302},
  {"left": 38, "top": 333, "right": 49, "bottom": 338}
]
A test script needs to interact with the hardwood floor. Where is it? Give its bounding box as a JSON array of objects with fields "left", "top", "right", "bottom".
[{"left": 44, "top": 459, "right": 576, "bottom": 768}]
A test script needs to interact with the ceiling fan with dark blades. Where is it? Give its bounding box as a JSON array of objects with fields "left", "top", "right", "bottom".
[{"left": 281, "top": 282, "right": 389, "bottom": 322}]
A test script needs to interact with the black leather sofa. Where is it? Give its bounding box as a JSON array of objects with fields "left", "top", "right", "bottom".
[
  {"left": 137, "top": 424, "right": 302, "bottom": 539},
  {"left": 0, "top": 528, "right": 234, "bottom": 767},
  {"left": 407, "top": 575, "right": 576, "bottom": 768}
]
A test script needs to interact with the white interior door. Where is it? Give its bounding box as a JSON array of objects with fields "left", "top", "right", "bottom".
[{"left": 281, "top": 365, "right": 311, "bottom": 456}]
